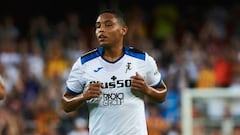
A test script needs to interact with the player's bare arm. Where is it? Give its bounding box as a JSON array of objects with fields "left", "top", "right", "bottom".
[
  {"left": 62, "top": 82, "right": 102, "bottom": 112},
  {"left": 0, "top": 84, "right": 6, "bottom": 100},
  {"left": 130, "top": 72, "right": 167, "bottom": 102},
  {"left": 0, "top": 76, "right": 6, "bottom": 100}
]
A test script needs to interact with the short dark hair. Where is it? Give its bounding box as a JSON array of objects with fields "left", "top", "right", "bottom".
[{"left": 98, "top": 8, "right": 127, "bottom": 26}]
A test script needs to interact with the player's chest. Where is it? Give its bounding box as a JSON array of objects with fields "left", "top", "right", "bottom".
[{"left": 84, "top": 60, "right": 145, "bottom": 87}]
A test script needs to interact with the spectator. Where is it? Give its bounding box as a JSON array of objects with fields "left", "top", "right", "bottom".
[{"left": 68, "top": 117, "right": 89, "bottom": 135}]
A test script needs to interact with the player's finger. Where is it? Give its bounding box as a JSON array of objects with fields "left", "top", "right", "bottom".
[
  {"left": 90, "top": 82, "right": 102, "bottom": 86},
  {"left": 132, "top": 79, "right": 145, "bottom": 85},
  {"left": 86, "top": 89, "right": 101, "bottom": 98},
  {"left": 88, "top": 86, "right": 102, "bottom": 93},
  {"left": 130, "top": 75, "right": 142, "bottom": 80},
  {"left": 131, "top": 73, "right": 143, "bottom": 80},
  {"left": 89, "top": 90, "right": 101, "bottom": 96},
  {"left": 131, "top": 83, "right": 142, "bottom": 89},
  {"left": 89, "top": 83, "right": 102, "bottom": 89},
  {"left": 136, "top": 72, "right": 141, "bottom": 77}
]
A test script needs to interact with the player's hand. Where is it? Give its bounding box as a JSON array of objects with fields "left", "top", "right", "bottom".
[
  {"left": 130, "top": 72, "right": 149, "bottom": 94},
  {"left": 83, "top": 82, "right": 102, "bottom": 100}
]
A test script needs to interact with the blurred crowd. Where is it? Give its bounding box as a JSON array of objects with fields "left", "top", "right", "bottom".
[{"left": 0, "top": 2, "right": 240, "bottom": 135}]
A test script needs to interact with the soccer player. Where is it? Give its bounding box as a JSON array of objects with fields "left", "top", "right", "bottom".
[
  {"left": 61, "top": 8, "right": 167, "bottom": 135},
  {"left": 0, "top": 75, "right": 6, "bottom": 100}
]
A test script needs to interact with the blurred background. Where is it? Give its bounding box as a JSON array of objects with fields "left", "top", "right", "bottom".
[{"left": 0, "top": 0, "right": 240, "bottom": 135}]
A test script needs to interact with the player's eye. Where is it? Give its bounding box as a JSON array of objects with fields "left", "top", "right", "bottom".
[
  {"left": 95, "top": 23, "right": 100, "bottom": 28},
  {"left": 105, "top": 21, "right": 113, "bottom": 27}
]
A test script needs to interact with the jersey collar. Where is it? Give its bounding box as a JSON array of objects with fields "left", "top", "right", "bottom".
[{"left": 97, "top": 45, "right": 129, "bottom": 56}]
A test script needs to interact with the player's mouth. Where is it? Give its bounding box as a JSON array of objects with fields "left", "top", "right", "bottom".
[{"left": 98, "top": 35, "right": 107, "bottom": 42}]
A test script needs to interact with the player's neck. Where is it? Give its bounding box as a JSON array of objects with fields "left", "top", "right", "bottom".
[{"left": 103, "top": 45, "right": 124, "bottom": 62}]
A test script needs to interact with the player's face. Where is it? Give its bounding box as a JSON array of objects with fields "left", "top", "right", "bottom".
[{"left": 95, "top": 13, "right": 127, "bottom": 47}]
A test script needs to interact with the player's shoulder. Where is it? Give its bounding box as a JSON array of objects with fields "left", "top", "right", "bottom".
[
  {"left": 124, "top": 46, "right": 146, "bottom": 61},
  {"left": 80, "top": 47, "right": 101, "bottom": 64}
]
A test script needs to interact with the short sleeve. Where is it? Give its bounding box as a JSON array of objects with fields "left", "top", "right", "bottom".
[
  {"left": 66, "top": 58, "right": 86, "bottom": 94},
  {"left": 145, "top": 54, "right": 162, "bottom": 87}
]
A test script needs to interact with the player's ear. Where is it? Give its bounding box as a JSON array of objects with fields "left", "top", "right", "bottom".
[{"left": 121, "top": 26, "right": 128, "bottom": 36}]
